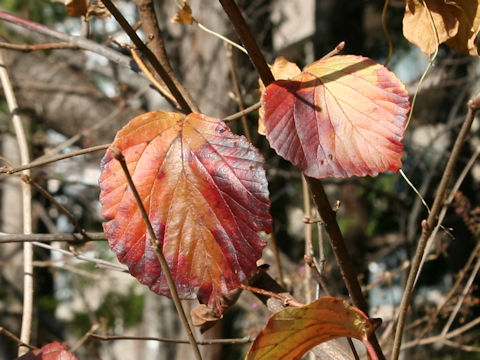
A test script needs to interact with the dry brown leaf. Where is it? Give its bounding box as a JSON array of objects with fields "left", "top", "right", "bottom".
[
  {"left": 445, "top": 0, "right": 480, "bottom": 55},
  {"left": 171, "top": 1, "right": 195, "bottom": 25},
  {"left": 258, "top": 57, "right": 301, "bottom": 135},
  {"left": 51, "top": 0, "right": 109, "bottom": 19},
  {"left": 403, "top": 0, "right": 462, "bottom": 55}
]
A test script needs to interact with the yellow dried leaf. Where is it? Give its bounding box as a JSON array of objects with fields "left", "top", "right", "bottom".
[
  {"left": 171, "top": 1, "right": 195, "bottom": 25},
  {"left": 445, "top": 0, "right": 480, "bottom": 55},
  {"left": 403, "top": 0, "right": 462, "bottom": 55},
  {"left": 51, "top": 0, "right": 109, "bottom": 19},
  {"left": 258, "top": 57, "right": 301, "bottom": 135}
]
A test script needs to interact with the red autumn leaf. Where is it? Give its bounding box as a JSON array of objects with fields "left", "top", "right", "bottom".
[
  {"left": 17, "top": 342, "right": 78, "bottom": 360},
  {"left": 262, "top": 55, "right": 410, "bottom": 179},
  {"left": 246, "top": 297, "right": 377, "bottom": 360},
  {"left": 99, "top": 111, "right": 271, "bottom": 313}
]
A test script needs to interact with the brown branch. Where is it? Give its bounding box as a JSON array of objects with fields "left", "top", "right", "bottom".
[
  {"left": 391, "top": 94, "right": 480, "bottom": 360},
  {"left": 239, "top": 283, "right": 304, "bottom": 307},
  {"left": 88, "top": 333, "right": 252, "bottom": 345},
  {"left": 0, "top": 41, "right": 78, "bottom": 51},
  {"left": 218, "top": 1, "right": 385, "bottom": 358},
  {"left": 133, "top": 0, "right": 198, "bottom": 112},
  {"left": 218, "top": 0, "right": 274, "bottom": 86},
  {"left": 110, "top": 147, "right": 202, "bottom": 360},
  {"left": 226, "top": 44, "right": 252, "bottom": 142},
  {"left": 0, "top": 232, "right": 105, "bottom": 243},
  {"left": 0, "top": 11, "right": 134, "bottom": 70},
  {"left": 0, "top": 325, "right": 37, "bottom": 351},
  {"left": 222, "top": 101, "right": 261, "bottom": 122},
  {"left": 0, "top": 144, "right": 109, "bottom": 174},
  {"left": 100, "top": 0, "right": 195, "bottom": 114},
  {"left": 23, "top": 176, "right": 89, "bottom": 239}
]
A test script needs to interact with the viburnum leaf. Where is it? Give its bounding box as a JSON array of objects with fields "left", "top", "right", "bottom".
[
  {"left": 262, "top": 55, "right": 410, "bottom": 179},
  {"left": 258, "top": 57, "right": 302, "bottom": 135},
  {"left": 99, "top": 111, "right": 271, "bottom": 313},
  {"left": 17, "top": 342, "right": 78, "bottom": 360},
  {"left": 246, "top": 297, "right": 377, "bottom": 360}
]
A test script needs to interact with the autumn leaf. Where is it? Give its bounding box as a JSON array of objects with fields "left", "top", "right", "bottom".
[
  {"left": 258, "top": 57, "right": 301, "bottom": 135},
  {"left": 17, "top": 342, "right": 78, "bottom": 360},
  {"left": 261, "top": 55, "right": 410, "bottom": 179},
  {"left": 171, "top": 1, "right": 195, "bottom": 25},
  {"left": 403, "top": 0, "right": 480, "bottom": 55},
  {"left": 445, "top": 0, "right": 480, "bottom": 55},
  {"left": 246, "top": 297, "right": 377, "bottom": 360},
  {"left": 99, "top": 111, "right": 271, "bottom": 313}
]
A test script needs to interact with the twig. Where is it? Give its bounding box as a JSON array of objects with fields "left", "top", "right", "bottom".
[
  {"left": 110, "top": 147, "right": 202, "bottom": 360},
  {"left": 100, "top": 0, "right": 195, "bottom": 114},
  {"left": 0, "top": 325, "right": 37, "bottom": 351},
  {"left": 71, "top": 324, "right": 100, "bottom": 353},
  {"left": 130, "top": 48, "right": 178, "bottom": 106},
  {"left": 88, "top": 332, "right": 252, "bottom": 345},
  {"left": 218, "top": 0, "right": 274, "bottom": 86},
  {"left": 0, "top": 50, "right": 33, "bottom": 357},
  {"left": 391, "top": 94, "right": 480, "bottom": 360},
  {"left": 1, "top": 144, "right": 109, "bottom": 174},
  {"left": 0, "top": 232, "right": 106, "bottom": 243},
  {"left": 133, "top": 0, "right": 197, "bottom": 112},
  {"left": 0, "top": 11, "right": 134, "bottom": 70},
  {"left": 319, "top": 41, "right": 345, "bottom": 60},
  {"left": 218, "top": 1, "right": 385, "bottom": 358},
  {"left": 226, "top": 44, "right": 252, "bottom": 142},
  {"left": 302, "top": 176, "right": 314, "bottom": 304},
  {"left": 381, "top": 0, "right": 393, "bottom": 66},
  {"left": 23, "top": 176, "right": 88, "bottom": 238},
  {"left": 239, "top": 283, "right": 304, "bottom": 307},
  {"left": 440, "top": 253, "right": 480, "bottom": 336},
  {"left": 0, "top": 41, "right": 78, "bottom": 51},
  {"left": 268, "top": 230, "right": 286, "bottom": 289},
  {"left": 397, "top": 317, "right": 480, "bottom": 351},
  {"left": 31, "top": 241, "right": 128, "bottom": 273},
  {"left": 222, "top": 101, "right": 261, "bottom": 122}
]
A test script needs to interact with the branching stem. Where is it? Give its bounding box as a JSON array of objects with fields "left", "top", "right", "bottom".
[{"left": 110, "top": 147, "right": 202, "bottom": 360}]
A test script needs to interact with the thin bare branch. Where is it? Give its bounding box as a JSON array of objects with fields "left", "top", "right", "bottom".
[
  {"left": 0, "top": 41, "right": 78, "bottom": 51},
  {"left": 89, "top": 332, "right": 252, "bottom": 345},
  {"left": 1, "top": 144, "right": 109, "bottom": 174},
  {"left": 0, "top": 325, "right": 37, "bottom": 351},
  {"left": 391, "top": 94, "right": 480, "bottom": 360},
  {"left": 0, "top": 232, "right": 105, "bottom": 243},
  {"left": 0, "top": 50, "right": 33, "bottom": 356},
  {"left": 0, "top": 11, "right": 134, "bottom": 70},
  {"left": 100, "top": 0, "right": 195, "bottom": 113},
  {"left": 109, "top": 147, "right": 202, "bottom": 360}
]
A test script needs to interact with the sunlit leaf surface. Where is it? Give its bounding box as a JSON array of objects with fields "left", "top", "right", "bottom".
[
  {"left": 262, "top": 55, "right": 410, "bottom": 179},
  {"left": 246, "top": 297, "right": 377, "bottom": 360},
  {"left": 99, "top": 111, "right": 271, "bottom": 313}
]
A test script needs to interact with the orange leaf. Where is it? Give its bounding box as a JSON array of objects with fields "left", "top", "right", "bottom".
[
  {"left": 258, "top": 57, "right": 301, "bottom": 135},
  {"left": 262, "top": 55, "right": 410, "bottom": 179},
  {"left": 445, "top": 0, "right": 480, "bottom": 55},
  {"left": 171, "top": 1, "right": 195, "bottom": 25},
  {"left": 246, "top": 297, "right": 377, "bottom": 360},
  {"left": 17, "top": 342, "right": 78, "bottom": 360},
  {"left": 99, "top": 111, "right": 271, "bottom": 313},
  {"left": 402, "top": 0, "right": 462, "bottom": 55}
]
